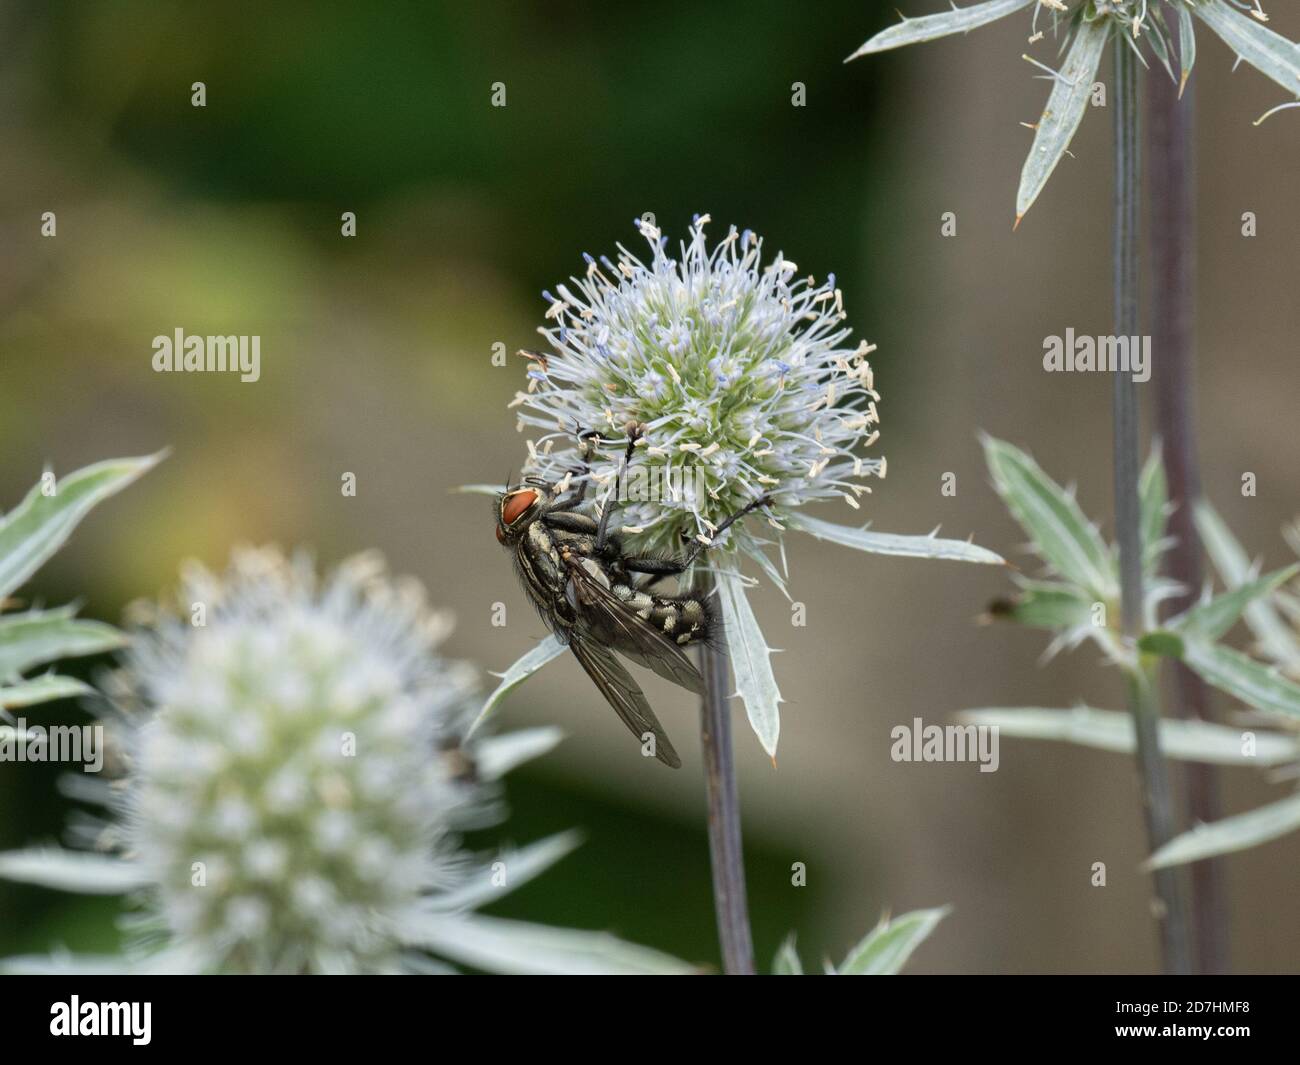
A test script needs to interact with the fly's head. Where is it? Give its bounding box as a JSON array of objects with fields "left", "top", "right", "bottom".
[{"left": 495, "top": 483, "right": 545, "bottom": 547}]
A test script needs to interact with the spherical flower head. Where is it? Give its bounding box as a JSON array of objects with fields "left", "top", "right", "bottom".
[
  {"left": 512, "top": 214, "right": 883, "bottom": 562},
  {"left": 108, "top": 547, "right": 481, "bottom": 974}
]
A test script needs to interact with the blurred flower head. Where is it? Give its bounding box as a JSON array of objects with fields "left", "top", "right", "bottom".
[
  {"left": 103, "top": 547, "right": 484, "bottom": 973},
  {"left": 0, "top": 545, "right": 692, "bottom": 975},
  {"left": 513, "top": 214, "right": 883, "bottom": 563}
]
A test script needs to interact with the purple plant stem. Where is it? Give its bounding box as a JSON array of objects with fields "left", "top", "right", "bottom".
[{"left": 1148, "top": 65, "right": 1229, "bottom": 975}]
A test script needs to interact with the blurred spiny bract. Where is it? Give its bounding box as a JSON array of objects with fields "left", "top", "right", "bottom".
[
  {"left": 0, "top": 455, "right": 160, "bottom": 717},
  {"left": 966, "top": 441, "right": 1300, "bottom": 870}
]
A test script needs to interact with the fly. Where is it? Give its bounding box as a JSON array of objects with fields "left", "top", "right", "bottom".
[{"left": 494, "top": 424, "right": 771, "bottom": 768}]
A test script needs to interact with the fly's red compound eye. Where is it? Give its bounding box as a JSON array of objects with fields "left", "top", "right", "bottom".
[{"left": 501, "top": 489, "right": 538, "bottom": 526}]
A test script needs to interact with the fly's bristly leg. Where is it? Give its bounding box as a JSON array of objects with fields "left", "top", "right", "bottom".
[
  {"left": 543, "top": 511, "right": 600, "bottom": 535},
  {"left": 622, "top": 554, "right": 691, "bottom": 578},
  {"left": 708, "top": 493, "right": 774, "bottom": 542},
  {"left": 622, "top": 495, "right": 774, "bottom": 576},
  {"left": 595, "top": 421, "right": 646, "bottom": 552},
  {"left": 541, "top": 425, "right": 603, "bottom": 513},
  {"left": 546, "top": 489, "right": 589, "bottom": 514}
]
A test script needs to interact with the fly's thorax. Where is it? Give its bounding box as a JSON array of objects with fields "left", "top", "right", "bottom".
[
  {"left": 513, "top": 519, "right": 569, "bottom": 624},
  {"left": 551, "top": 528, "right": 599, "bottom": 557},
  {"left": 518, "top": 522, "right": 561, "bottom": 583},
  {"left": 526, "top": 521, "right": 555, "bottom": 557}
]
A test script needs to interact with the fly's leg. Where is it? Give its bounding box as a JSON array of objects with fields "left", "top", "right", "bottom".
[
  {"left": 622, "top": 495, "right": 773, "bottom": 577},
  {"left": 595, "top": 421, "right": 645, "bottom": 552},
  {"left": 622, "top": 555, "right": 690, "bottom": 579},
  {"left": 696, "top": 493, "right": 773, "bottom": 553},
  {"left": 547, "top": 420, "right": 646, "bottom": 541},
  {"left": 550, "top": 421, "right": 640, "bottom": 510},
  {"left": 544, "top": 428, "right": 604, "bottom": 512},
  {"left": 543, "top": 511, "right": 599, "bottom": 535}
]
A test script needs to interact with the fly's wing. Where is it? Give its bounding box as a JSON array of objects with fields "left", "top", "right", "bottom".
[
  {"left": 565, "top": 562, "right": 705, "bottom": 695},
  {"left": 569, "top": 635, "right": 682, "bottom": 769}
]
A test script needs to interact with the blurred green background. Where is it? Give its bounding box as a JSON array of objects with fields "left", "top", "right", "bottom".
[{"left": 1, "top": 0, "right": 1296, "bottom": 972}]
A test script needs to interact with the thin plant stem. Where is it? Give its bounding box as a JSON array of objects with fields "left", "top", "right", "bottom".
[
  {"left": 697, "top": 604, "right": 756, "bottom": 976},
  {"left": 1148, "top": 67, "right": 1229, "bottom": 974},
  {"left": 1112, "top": 40, "right": 1192, "bottom": 976}
]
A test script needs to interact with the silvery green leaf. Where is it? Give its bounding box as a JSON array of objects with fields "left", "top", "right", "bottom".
[
  {"left": 466, "top": 633, "right": 567, "bottom": 738},
  {"left": 744, "top": 544, "right": 791, "bottom": 601},
  {"left": 716, "top": 565, "right": 782, "bottom": 759},
  {"left": 0, "top": 607, "right": 124, "bottom": 683},
  {"left": 1193, "top": 0, "right": 1300, "bottom": 99},
  {"left": 0, "top": 674, "right": 93, "bottom": 709},
  {"left": 1146, "top": 790, "right": 1300, "bottom": 870},
  {"left": 792, "top": 514, "right": 1004, "bottom": 565},
  {"left": 846, "top": 0, "right": 1036, "bottom": 61},
  {"left": 1, "top": 952, "right": 134, "bottom": 976},
  {"left": 0, "top": 453, "right": 162, "bottom": 600},
  {"left": 991, "top": 580, "right": 1094, "bottom": 631},
  {"left": 958, "top": 706, "right": 1297, "bottom": 766},
  {"left": 1137, "top": 629, "right": 1185, "bottom": 659},
  {"left": 1194, "top": 501, "right": 1300, "bottom": 666},
  {"left": 0, "top": 847, "right": 150, "bottom": 894},
  {"left": 837, "top": 906, "right": 950, "bottom": 975},
  {"left": 982, "top": 436, "right": 1114, "bottom": 598},
  {"left": 1276, "top": 588, "right": 1300, "bottom": 630},
  {"left": 1145, "top": 15, "right": 1178, "bottom": 85},
  {"left": 405, "top": 912, "right": 696, "bottom": 975},
  {"left": 1178, "top": 4, "right": 1197, "bottom": 96},
  {"left": 1115, "top": 18, "right": 1152, "bottom": 74},
  {"left": 1169, "top": 565, "right": 1300, "bottom": 642},
  {"left": 1139, "top": 447, "right": 1170, "bottom": 577},
  {"left": 1181, "top": 638, "right": 1300, "bottom": 719},
  {"left": 1253, "top": 100, "right": 1300, "bottom": 126},
  {"left": 1016, "top": 19, "right": 1111, "bottom": 223},
  {"left": 452, "top": 483, "right": 504, "bottom": 497},
  {"left": 472, "top": 726, "right": 564, "bottom": 780},
  {"left": 1, "top": 946, "right": 197, "bottom": 976},
  {"left": 402, "top": 956, "right": 458, "bottom": 975},
  {"left": 426, "top": 830, "right": 583, "bottom": 913},
  {"left": 772, "top": 933, "right": 803, "bottom": 975}
]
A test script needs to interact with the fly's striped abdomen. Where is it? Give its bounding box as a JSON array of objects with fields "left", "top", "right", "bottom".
[{"left": 611, "top": 583, "right": 711, "bottom": 647}]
